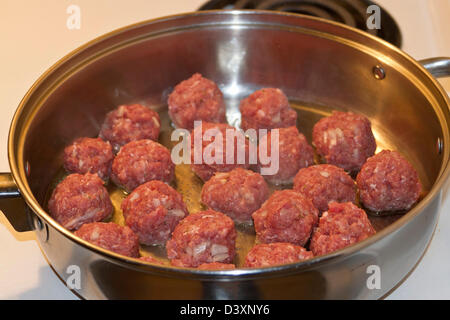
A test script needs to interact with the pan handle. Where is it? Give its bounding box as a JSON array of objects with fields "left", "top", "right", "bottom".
[
  {"left": 420, "top": 57, "right": 450, "bottom": 78},
  {"left": 0, "top": 172, "right": 33, "bottom": 232}
]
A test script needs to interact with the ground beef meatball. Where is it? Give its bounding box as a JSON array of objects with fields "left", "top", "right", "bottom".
[
  {"left": 111, "top": 139, "right": 174, "bottom": 192},
  {"left": 168, "top": 73, "right": 226, "bottom": 130},
  {"left": 48, "top": 173, "right": 113, "bottom": 231},
  {"left": 190, "top": 122, "right": 251, "bottom": 182},
  {"left": 257, "top": 126, "right": 314, "bottom": 184},
  {"left": 356, "top": 150, "right": 422, "bottom": 212},
  {"left": 197, "top": 262, "right": 236, "bottom": 270},
  {"left": 99, "top": 104, "right": 160, "bottom": 152},
  {"left": 166, "top": 210, "right": 236, "bottom": 268},
  {"left": 201, "top": 168, "right": 269, "bottom": 224},
  {"left": 312, "top": 111, "right": 376, "bottom": 172},
  {"left": 252, "top": 190, "right": 319, "bottom": 246},
  {"left": 293, "top": 164, "right": 356, "bottom": 212},
  {"left": 239, "top": 88, "right": 297, "bottom": 131},
  {"left": 244, "top": 242, "right": 313, "bottom": 268},
  {"left": 310, "top": 202, "right": 376, "bottom": 256},
  {"left": 121, "top": 180, "right": 188, "bottom": 245},
  {"left": 74, "top": 222, "right": 139, "bottom": 257},
  {"left": 63, "top": 137, "right": 114, "bottom": 181}
]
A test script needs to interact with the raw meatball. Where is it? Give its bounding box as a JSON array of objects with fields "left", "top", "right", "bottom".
[
  {"left": 252, "top": 190, "right": 319, "bottom": 246},
  {"left": 257, "top": 126, "right": 314, "bottom": 184},
  {"left": 310, "top": 202, "right": 376, "bottom": 256},
  {"left": 63, "top": 137, "right": 114, "bottom": 181},
  {"left": 121, "top": 180, "right": 188, "bottom": 245},
  {"left": 197, "top": 262, "right": 236, "bottom": 270},
  {"left": 48, "top": 173, "right": 113, "bottom": 231},
  {"left": 293, "top": 164, "right": 356, "bottom": 212},
  {"left": 239, "top": 88, "right": 297, "bottom": 131},
  {"left": 111, "top": 139, "right": 174, "bottom": 192},
  {"left": 99, "top": 104, "right": 160, "bottom": 152},
  {"left": 201, "top": 168, "right": 269, "bottom": 224},
  {"left": 166, "top": 210, "right": 236, "bottom": 268},
  {"left": 168, "top": 73, "right": 226, "bottom": 130},
  {"left": 312, "top": 111, "right": 376, "bottom": 172},
  {"left": 74, "top": 222, "right": 139, "bottom": 258},
  {"left": 244, "top": 242, "right": 313, "bottom": 268},
  {"left": 190, "top": 122, "right": 251, "bottom": 182},
  {"left": 356, "top": 150, "right": 422, "bottom": 212}
]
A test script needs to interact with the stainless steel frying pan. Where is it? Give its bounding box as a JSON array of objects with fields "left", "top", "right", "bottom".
[{"left": 1, "top": 11, "right": 449, "bottom": 299}]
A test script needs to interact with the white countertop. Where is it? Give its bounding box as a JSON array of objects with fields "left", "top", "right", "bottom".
[{"left": 0, "top": 0, "right": 449, "bottom": 300}]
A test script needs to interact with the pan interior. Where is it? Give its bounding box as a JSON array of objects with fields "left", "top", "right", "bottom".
[
  {"left": 45, "top": 98, "right": 406, "bottom": 266},
  {"left": 19, "top": 13, "right": 448, "bottom": 267}
]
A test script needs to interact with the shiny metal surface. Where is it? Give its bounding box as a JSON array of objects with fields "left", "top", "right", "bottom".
[
  {"left": 420, "top": 57, "right": 450, "bottom": 78},
  {"left": 198, "top": 0, "right": 403, "bottom": 48},
  {"left": 2, "top": 11, "right": 450, "bottom": 299},
  {"left": 0, "top": 172, "right": 21, "bottom": 198},
  {"left": 0, "top": 172, "right": 31, "bottom": 232}
]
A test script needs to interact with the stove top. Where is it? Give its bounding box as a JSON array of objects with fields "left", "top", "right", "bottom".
[{"left": 198, "top": 0, "right": 402, "bottom": 47}]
